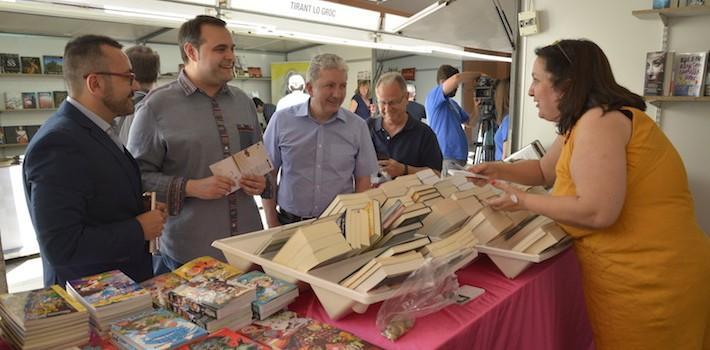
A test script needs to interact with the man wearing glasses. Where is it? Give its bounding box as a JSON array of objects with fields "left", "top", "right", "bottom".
[
  {"left": 23, "top": 35, "right": 166, "bottom": 287},
  {"left": 127, "top": 15, "right": 270, "bottom": 273},
  {"left": 368, "top": 72, "right": 442, "bottom": 178}
]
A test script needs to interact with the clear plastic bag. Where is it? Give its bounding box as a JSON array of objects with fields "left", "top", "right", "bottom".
[{"left": 376, "top": 248, "right": 474, "bottom": 341}]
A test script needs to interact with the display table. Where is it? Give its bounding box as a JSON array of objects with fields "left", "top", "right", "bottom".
[{"left": 290, "top": 248, "right": 594, "bottom": 350}]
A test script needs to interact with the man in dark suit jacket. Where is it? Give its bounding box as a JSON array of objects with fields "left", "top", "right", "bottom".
[{"left": 23, "top": 35, "right": 166, "bottom": 287}]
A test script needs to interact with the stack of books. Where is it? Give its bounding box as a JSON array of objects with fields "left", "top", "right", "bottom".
[
  {"left": 233, "top": 271, "right": 298, "bottom": 320},
  {"left": 139, "top": 272, "right": 186, "bottom": 309},
  {"left": 0, "top": 285, "right": 89, "bottom": 349},
  {"left": 340, "top": 250, "right": 425, "bottom": 292},
  {"left": 342, "top": 199, "right": 382, "bottom": 250},
  {"left": 110, "top": 308, "right": 207, "bottom": 349},
  {"left": 168, "top": 277, "right": 256, "bottom": 332},
  {"left": 487, "top": 215, "right": 569, "bottom": 254},
  {"left": 272, "top": 220, "right": 353, "bottom": 272},
  {"left": 240, "top": 310, "right": 381, "bottom": 350},
  {"left": 65, "top": 270, "right": 153, "bottom": 337}
]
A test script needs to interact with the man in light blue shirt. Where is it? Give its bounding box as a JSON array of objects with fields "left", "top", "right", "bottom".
[
  {"left": 263, "top": 53, "right": 378, "bottom": 226},
  {"left": 425, "top": 65, "right": 482, "bottom": 173}
]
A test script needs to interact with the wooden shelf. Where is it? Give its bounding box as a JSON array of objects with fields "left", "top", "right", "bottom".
[
  {"left": 0, "top": 73, "right": 63, "bottom": 78},
  {"left": 0, "top": 108, "right": 57, "bottom": 113},
  {"left": 644, "top": 95, "right": 710, "bottom": 107},
  {"left": 632, "top": 6, "right": 710, "bottom": 24},
  {"left": 0, "top": 144, "right": 28, "bottom": 149}
]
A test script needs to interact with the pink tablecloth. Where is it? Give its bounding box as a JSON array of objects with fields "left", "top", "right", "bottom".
[{"left": 290, "top": 248, "right": 595, "bottom": 350}]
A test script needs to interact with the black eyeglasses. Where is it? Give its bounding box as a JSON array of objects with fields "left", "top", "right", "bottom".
[
  {"left": 554, "top": 41, "right": 572, "bottom": 64},
  {"left": 377, "top": 96, "right": 405, "bottom": 107},
  {"left": 83, "top": 71, "right": 136, "bottom": 85}
]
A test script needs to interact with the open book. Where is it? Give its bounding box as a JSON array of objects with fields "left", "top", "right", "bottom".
[{"left": 208, "top": 141, "right": 274, "bottom": 193}]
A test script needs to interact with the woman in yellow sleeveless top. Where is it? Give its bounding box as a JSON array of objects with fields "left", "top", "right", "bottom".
[{"left": 470, "top": 39, "right": 709, "bottom": 349}]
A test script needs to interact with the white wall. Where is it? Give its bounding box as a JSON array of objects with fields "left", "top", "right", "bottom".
[
  {"left": 287, "top": 44, "right": 372, "bottom": 108},
  {"left": 378, "top": 55, "right": 463, "bottom": 106},
  {"left": 514, "top": 0, "right": 710, "bottom": 232}
]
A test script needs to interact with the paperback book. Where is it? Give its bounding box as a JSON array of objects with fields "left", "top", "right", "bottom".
[
  {"left": 175, "top": 328, "right": 269, "bottom": 350},
  {"left": 0, "top": 53, "right": 20, "bottom": 73},
  {"left": 110, "top": 309, "right": 208, "bottom": 350},
  {"left": 20, "top": 56, "right": 42, "bottom": 74},
  {"left": 42, "top": 55, "right": 63, "bottom": 75},
  {"left": 38, "top": 91, "right": 54, "bottom": 109},
  {"left": 173, "top": 256, "right": 243, "bottom": 282},
  {"left": 209, "top": 141, "right": 274, "bottom": 193},
  {"left": 672, "top": 51, "right": 708, "bottom": 97},
  {"left": 168, "top": 278, "right": 255, "bottom": 319},
  {"left": 232, "top": 271, "right": 298, "bottom": 320}
]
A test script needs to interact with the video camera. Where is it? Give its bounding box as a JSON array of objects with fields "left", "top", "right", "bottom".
[{"left": 472, "top": 76, "right": 498, "bottom": 164}]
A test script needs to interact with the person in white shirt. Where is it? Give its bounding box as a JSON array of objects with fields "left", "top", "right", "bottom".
[{"left": 276, "top": 73, "right": 309, "bottom": 111}]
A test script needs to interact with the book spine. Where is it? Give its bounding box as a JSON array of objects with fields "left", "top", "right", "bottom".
[{"left": 52, "top": 285, "right": 87, "bottom": 312}]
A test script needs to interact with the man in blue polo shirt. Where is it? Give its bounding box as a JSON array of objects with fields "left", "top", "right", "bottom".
[
  {"left": 425, "top": 65, "right": 482, "bottom": 174},
  {"left": 368, "top": 72, "right": 442, "bottom": 178}
]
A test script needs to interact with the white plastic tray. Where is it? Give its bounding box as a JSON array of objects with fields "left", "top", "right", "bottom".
[
  {"left": 475, "top": 239, "right": 572, "bottom": 279},
  {"left": 212, "top": 225, "right": 478, "bottom": 320}
]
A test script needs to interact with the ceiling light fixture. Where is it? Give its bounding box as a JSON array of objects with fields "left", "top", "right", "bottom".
[{"left": 390, "top": 0, "right": 453, "bottom": 33}]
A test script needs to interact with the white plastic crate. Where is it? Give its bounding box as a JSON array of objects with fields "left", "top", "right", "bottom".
[
  {"left": 475, "top": 239, "right": 572, "bottom": 279},
  {"left": 212, "top": 224, "right": 477, "bottom": 320}
]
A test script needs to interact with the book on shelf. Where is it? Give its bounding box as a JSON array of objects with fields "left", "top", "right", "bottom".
[
  {"left": 42, "top": 55, "right": 63, "bottom": 75},
  {"left": 653, "top": 0, "right": 671, "bottom": 8},
  {"left": 175, "top": 328, "right": 270, "bottom": 350},
  {"left": 3, "top": 92, "right": 22, "bottom": 110},
  {"left": 139, "top": 272, "right": 186, "bottom": 309},
  {"left": 0, "top": 285, "right": 89, "bottom": 350},
  {"left": 672, "top": 51, "right": 708, "bottom": 97},
  {"left": 21, "top": 92, "right": 37, "bottom": 109},
  {"left": 233, "top": 271, "right": 298, "bottom": 320},
  {"left": 37, "top": 91, "right": 53, "bottom": 109},
  {"left": 168, "top": 278, "right": 256, "bottom": 319},
  {"left": 53, "top": 90, "right": 68, "bottom": 107},
  {"left": 209, "top": 141, "right": 274, "bottom": 194},
  {"left": 3, "top": 126, "right": 30, "bottom": 145},
  {"left": 0, "top": 128, "right": 5, "bottom": 144},
  {"left": 173, "top": 256, "right": 243, "bottom": 282},
  {"left": 644, "top": 51, "right": 675, "bottom": 96},
  {"left": 110, "top": 309, "right": 208, "bottom": 350},
  {"left": 20, "top": 56, "right": 42, "bottom": 74},
  {"left": 0, "top": 53, "right": 21, "bottom": 73}
]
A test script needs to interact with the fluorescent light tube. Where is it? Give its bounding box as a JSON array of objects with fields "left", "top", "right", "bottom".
[{"left": 391, "top": 0, "right": 451, "bottom": 33}]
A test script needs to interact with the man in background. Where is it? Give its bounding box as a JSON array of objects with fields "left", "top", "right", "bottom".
[
  {"left": 128, "top": 15, "right": 270, "bottom": 274},
  {"left": 252, "top": 97, "right": 276, "bottom": 130},
  {"left": 368, "top": 72, "right": 442, "bottom": 178},
  {"left": 23, "top": 35, "right": 165, "bottom": 286},
  {"left": 425, "top": 65, "right": 481, "bottom": 174},
  {"left": 263, "top": 53, "right": 377, "bottom": 226},
  {"left": 117, "top": 45, "right": 160, "bottom": 143},
  {"left": 405, "top": 83, "right": 426, "bottom": 122},
  {"left": 275, "top": 73, "right": 309, "bottom": 111}
]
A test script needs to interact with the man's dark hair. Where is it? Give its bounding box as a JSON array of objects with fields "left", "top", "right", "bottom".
[
  {"left": 178, "top": 15, "right": 227, "bottom": 63},
  {"left": 252, "top": 97, "right": 264, "bottom": 107},
  {"left": 436, "top": 64, "right": 459, "bottom": 83},
  {"left": 125, "top": 45, "right": 160, "bottom": 84},
  {"left": 534, "top": 39, "right": 645, "bottom": 136},
  {"left": 64, "top": 35, "right": 122, "bottom": 96}
]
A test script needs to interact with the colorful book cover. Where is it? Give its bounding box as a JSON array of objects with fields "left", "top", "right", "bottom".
[
  {"left": 233, "top": 271, "right": 297, "bottom": 306},
  {"left": 0, "top": 53, "right": 21, "bottom": 73},
  {"left": 53, "top": 90, "right": 68, "bottom": 107},
  {"left": 43, "top": 55, "right": 63, "bottom": 75},
  {"left": 66, "top": 270, "right": 149, "bottom": 308},
  {"left": 169, "top": 279, "right": 253, "bottom": 318},
  {"left": 20, "top": 56, "right": 42, "bottom": 74},
  {"left": 110, "top": 309, "right": 207, "bottom": 350},
  {"left": 140, "top": 272, "right": 186, "bottom": 308},
  {"left": 21, "top": 92, "right": 37, "bottom": 109},
  {"left": 240, "top": 311, "right": 380, "bottom": 350},
  {"left": 175, "top": 328, "right": 270, "bottom": 350},
  {"left": 4, "top": 126, "right": 30, "bottom": 145},
  {"left": 0, "top": 285, "right": 85, "bottom": 325},
  {"left": 673, "top": 51, "right": 708, "bottom": 97},
  {"left": 38, "top": 91, "right": 54, "bottom": 109},
  {"left": 174, "top": 256, "right": 242, "bottom": 281}
]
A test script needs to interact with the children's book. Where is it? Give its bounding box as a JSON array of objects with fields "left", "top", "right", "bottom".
[
  {"left": 139, "top": 272, "right": 186, "bottom": 308},
  {"left": 175, "top": 328, "right": 270, "bottom": 350},
  {"left": 0, "top": 285, "right": 86, "bottom": 328},
  {"left": 232, "top": 271, "right": 298, "bottom": 319},
  {"left": 168, "top": 278, "right": 255, "bottom": 319},
  {"left": 65, "top": 270, "right": 150, "bottom": 309},
  {"left": 209, "top": 141, "right": 274, "bottom": 193},
  {"left": 110, "top": 309, "right": 208, "bottom": 350},
  {"left": 173, "top": 256, "right": 242, "bottom": 282}
]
